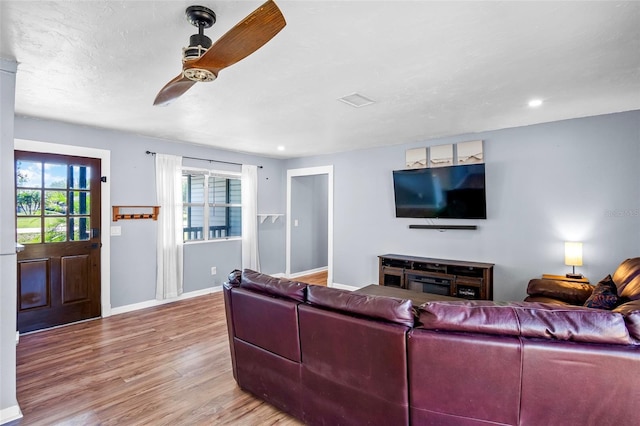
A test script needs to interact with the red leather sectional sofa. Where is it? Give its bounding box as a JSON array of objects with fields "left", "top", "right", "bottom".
[{"left": 223, "top": 267, "right": 640, "bottom": 425}]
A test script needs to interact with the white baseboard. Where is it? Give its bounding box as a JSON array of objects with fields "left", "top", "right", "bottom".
[
  {"left": 288, "top": 266, "right": 328, "bottom": 279},
  {"left": 331, "top": 283, "right": 360, "bottom": 291},
  {"left": 110, "top": 286, "right": 222, "bottom": 316},
  {"left": 0, "top": 405, "right": 23, "bottom": 425}
]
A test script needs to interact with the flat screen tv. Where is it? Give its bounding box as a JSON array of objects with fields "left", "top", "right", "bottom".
[{"left": 392, "top": 164, "right": 487, "bottom": 219}]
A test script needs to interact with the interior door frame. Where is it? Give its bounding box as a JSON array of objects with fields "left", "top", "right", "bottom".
[
  {"left": 286, "top": 165, "right": 333, "bottom": 286},
  {"left": 15, "top": 139, "right": 112, "bottom": 317}
]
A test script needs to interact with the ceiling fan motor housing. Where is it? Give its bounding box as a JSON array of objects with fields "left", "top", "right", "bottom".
[
  {"left": 183, "top": 33, "right": 212, "bottom": 61},
  {"left": 182, "top": 5, "right": 216, "bottom": 70}
]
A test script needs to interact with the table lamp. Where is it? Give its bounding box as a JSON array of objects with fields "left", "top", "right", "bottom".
[{"left": 564, "top": 242, "right": 583, "bottom": 279}]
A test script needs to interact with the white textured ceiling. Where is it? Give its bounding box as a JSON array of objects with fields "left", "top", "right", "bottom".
[{"left": 1, "top": 1, "right": 639, "bottom": 158}]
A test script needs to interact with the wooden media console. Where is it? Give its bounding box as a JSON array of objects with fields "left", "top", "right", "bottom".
[{"left": 378, "top": 254, "right": 494, "bottom": 300}]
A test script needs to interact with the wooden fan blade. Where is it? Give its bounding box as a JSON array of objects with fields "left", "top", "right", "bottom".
[
  {"left": 191, "top": 0, "right": 286, "bottom": 74},
  {"left": 153, "top": 74, "right": 197, "bottom": 106}
]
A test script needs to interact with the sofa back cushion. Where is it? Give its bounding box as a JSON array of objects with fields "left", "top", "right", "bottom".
[
  {"left": 231, "top": 288, "right": 302, "bottom": 362},
  {"left": 408, "top": 329, "right": 523, "bottom": 426},
  {"left": 240, "top": 269, "right": 307, "bottom": 302},
  {"left": 298, "top": 304, "right": 410, "bottom": 425},
  {"left": 417, "top": 301, "right": 636, "bottom": 345},
  {"left": 306, "top": 285, "right": 414, "bottom": 327},
  {"left": 519, "top": 339, "right": 640, "bottom": 425},
  {"left": 612, "top": 257, "right": 640, "bottom": 300}
]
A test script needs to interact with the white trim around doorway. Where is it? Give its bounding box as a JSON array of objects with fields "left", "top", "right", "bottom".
[
  {"left": 286, "top": 165, "right": 334, "bottom": 287},
  {"left": 15, "top": 139, "right": 112, "bottom": 318}
]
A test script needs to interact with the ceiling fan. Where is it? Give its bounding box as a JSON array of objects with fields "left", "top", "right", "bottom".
[{"left": 153, "top": 0, "right": 286, "bottom": 106}]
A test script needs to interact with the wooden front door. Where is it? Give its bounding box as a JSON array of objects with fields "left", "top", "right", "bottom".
[{"left": 15, "top": 150, "right": 102, "bottom": 333}]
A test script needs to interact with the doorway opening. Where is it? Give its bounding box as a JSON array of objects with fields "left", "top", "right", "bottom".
[
  {"left": 15, "top": 139, "right": 112, "bottom": 326},
  {"left": 286, "top": 166, "right": 333, "bottom": 286}
]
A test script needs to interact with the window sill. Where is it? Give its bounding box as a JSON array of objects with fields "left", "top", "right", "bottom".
[{"left": 184, "top": 237, "right": 242, "bottom": 245}]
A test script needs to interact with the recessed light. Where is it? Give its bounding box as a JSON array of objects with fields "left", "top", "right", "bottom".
[
  {"left": 338, "top": 93, "right": 376, "bottom": 108},
  {"left": 528, "top": 99, "right": 543, "bottom": 108},
  {"left": 277, "top": 146, "right": 285, "bottom": 151}
]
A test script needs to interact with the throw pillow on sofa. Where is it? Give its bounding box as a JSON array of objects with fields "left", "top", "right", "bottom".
[{"left": 584, "top": 275, "right": 618, "bottom": 309}]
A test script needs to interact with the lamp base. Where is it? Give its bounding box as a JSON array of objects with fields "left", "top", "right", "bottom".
[{"left": 566, "top": 273, "right": 583, "bottom": 279}]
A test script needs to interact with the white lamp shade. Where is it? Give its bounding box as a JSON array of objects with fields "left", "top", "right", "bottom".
[{"left": 564, "top": 242, "right": 583, "bottom": 267}]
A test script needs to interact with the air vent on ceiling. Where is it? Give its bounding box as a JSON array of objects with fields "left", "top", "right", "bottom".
[{"left": 338, "top": 93, "right": 376, "bottom": 108}]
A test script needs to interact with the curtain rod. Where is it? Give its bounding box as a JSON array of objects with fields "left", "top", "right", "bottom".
[{"left": 145, "top": 151, "right": 262, "bottom": 168}]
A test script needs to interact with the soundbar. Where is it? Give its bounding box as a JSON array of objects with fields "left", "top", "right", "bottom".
[{"left": 409, "top": 225, "right": 477, "bottom": 230}]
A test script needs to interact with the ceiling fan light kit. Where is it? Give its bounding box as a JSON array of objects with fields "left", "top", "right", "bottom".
[
  {"left": 153, "top": 0, "right": 286, "bottom": 106},
  {"left": 183, "top": 68, "right": 217, "bottom": 82}
]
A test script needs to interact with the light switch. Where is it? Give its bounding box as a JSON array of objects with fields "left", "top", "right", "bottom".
[
  {"left": 111, "top": 226, "right": 122, "bottom": 236},
  {"left": 294, "top": 219, "right": 299, "bottom": 227}
]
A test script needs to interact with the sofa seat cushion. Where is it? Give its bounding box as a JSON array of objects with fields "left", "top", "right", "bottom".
[
  {"left": 240, "top": 269, "right": 307, "bottom": 302},
  {"left": 526, "top": 278, "right": 593, "bottom": 305},
  {"left": 417, "top": 301, "right": 636, "bottom": 345},
  {"left": 612, "top": 257, "right": 640, "bottom": 300},
  {"left": 306, "top": 285, "right": 414, "bottom": 327}
]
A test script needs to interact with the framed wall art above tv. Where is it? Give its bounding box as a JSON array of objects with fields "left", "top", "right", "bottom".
[{"left": 405, "top": 140, "right": 484, "bottom": 168}]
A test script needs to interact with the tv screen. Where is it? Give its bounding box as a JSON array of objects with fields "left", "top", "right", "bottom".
[{"left": 392, "top": 164, "right": 487, "bottom": 219}]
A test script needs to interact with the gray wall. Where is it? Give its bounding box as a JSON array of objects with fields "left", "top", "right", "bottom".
[
  {"left": 2, "top": 93, "right": 638, "bottom": 421},
  {"left": 14, "top": 116, "right": 287, "bottom": 308},
  {"left": 0, "top": 59, "right": 19, "bottom": 422},
  {"left": 291, "top": 174, "right": 328, "bottom": 273},
  {"left": 286, "top": 111, "right": 640, "bottom": 301}
]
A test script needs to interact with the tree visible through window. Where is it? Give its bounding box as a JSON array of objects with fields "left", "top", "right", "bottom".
[
  {"left": 182, "top": 170, "right": 241, "bottom": 241},
  {"left": 16, "top": 160, "right": 92, "bottom": 244}
]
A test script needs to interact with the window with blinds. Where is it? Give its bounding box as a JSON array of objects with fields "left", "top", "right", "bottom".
[{"left": 182, "top": 170, "right": 241, "bottom": 242}]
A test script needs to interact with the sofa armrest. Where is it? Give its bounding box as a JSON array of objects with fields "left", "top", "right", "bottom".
[
  {"left": 526, "top": 278, "right": 593, "bottom": 305},
  {"left": 613, "top": 299, "right": 640, "bottom": 341},
  {"left": 523, "top": 295, "right": 572, "bottom": 305}
]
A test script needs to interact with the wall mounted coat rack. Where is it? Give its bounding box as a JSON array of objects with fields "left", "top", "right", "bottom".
[{"left": 112, "top": 206, "right": 160, "bottom": 221}]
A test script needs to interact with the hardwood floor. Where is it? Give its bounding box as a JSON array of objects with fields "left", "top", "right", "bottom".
[
  {"left": 10, "top": 292, "right": 302, "bottom": 426},
  {"left": 296, "top": 270, "right": 328, "bottom": 286}
]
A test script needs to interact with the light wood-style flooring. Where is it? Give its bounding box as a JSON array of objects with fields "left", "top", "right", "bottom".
[
  {"left": 10, "top": 292, "right": 303, "bottom": 426},
  {"left": 295, "top": 270, "right": 328, "bottom": 286}
]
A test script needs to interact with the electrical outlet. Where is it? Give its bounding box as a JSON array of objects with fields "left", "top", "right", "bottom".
[{"left": 211, "top": 266, "right": 217, "bottom": 275}]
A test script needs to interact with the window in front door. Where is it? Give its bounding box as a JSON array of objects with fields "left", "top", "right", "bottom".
[{"left": 16, "top": 160, "right": 92, "bottom": 244}]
